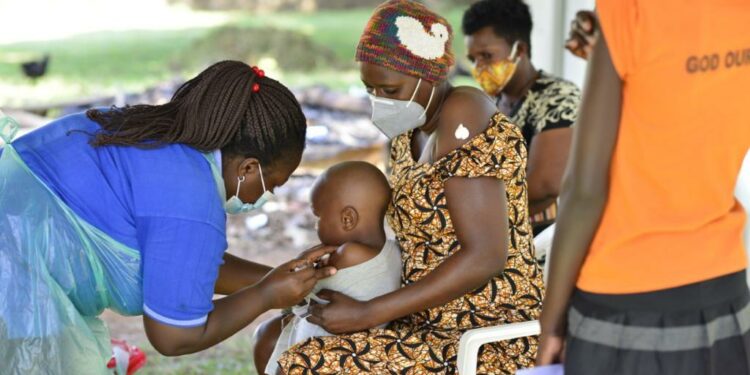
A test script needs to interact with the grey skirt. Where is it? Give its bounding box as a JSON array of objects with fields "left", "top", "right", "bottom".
[{"left": 566, "top": 270, "right": 750, "bottom": 375}]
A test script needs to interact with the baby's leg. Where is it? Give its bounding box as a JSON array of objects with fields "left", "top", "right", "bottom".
[{"left": 253, "top": 314, "right": 290, "bottom": 374}]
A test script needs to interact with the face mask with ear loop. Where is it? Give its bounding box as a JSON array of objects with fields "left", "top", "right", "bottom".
[
  {"left": 224, "top": 164, "right": 275, "bottom": 215},
  {"left": 471, "top": 41, "right": 521, "bottom": 96},
  {"left": 369, "top": 78, "right": 436, "bottom": 139}
]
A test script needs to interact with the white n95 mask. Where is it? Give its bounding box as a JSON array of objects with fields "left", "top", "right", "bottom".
[{"left": 369, "top": 78, "right": 435, "bottom": 139}]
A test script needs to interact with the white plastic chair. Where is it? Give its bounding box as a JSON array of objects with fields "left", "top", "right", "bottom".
[
  {"left": 457, "top": 226, "right": 552, "bottom": 375},
  {"left": 457, "top": 320, "right": 541, "bottom": 375}
]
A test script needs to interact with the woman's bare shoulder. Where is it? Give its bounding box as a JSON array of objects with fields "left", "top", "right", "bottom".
[{"left": 434, "top": 86, "right": 498, "bottom": 158}]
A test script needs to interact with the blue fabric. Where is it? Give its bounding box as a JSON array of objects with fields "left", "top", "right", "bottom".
[{"left": 11, "top": 112, "right": 228, "bottom": 326}]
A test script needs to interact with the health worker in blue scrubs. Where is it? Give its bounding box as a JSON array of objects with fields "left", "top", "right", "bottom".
[{"left": 0, "top": 60, "right": 336, "bottom": 374}]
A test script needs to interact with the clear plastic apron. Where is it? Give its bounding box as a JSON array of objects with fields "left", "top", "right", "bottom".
[{"left": 0, "top": 116, "right": 142, "bottom": 375}]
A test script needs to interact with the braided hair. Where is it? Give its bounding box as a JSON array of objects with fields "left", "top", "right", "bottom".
[{"left": 86, "top": 60, "right": 307, "bottom": 167}]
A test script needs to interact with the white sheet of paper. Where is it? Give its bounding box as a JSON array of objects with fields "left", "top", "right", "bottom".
[{"left": 517, "top": 364, "right": 564, "bottom": 375}]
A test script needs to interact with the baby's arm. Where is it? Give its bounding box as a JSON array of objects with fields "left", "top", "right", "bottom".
[{"left": 326, "top": 242, "right": 380, "bottom": 270}]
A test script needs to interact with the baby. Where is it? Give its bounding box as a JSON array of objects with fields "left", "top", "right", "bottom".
[{"left": 256, "top": 161, "right": 402, "bottom": 375}]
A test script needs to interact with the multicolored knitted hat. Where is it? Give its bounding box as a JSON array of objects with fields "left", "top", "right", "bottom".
[{"left": 356, "top": 0, "right": 455, "bottom": 83}]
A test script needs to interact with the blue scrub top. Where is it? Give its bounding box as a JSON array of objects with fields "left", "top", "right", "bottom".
[{"left": 10, "top": 112, "right": 228, "bottom": 327}]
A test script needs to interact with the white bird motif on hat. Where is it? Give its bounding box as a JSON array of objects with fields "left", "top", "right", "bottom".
[{"left": 395, "top": 16, "right": 449, "bottom": 60}]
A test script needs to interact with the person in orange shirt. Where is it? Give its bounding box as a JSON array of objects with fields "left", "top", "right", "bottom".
[{"left": 537, "top": 1, "right": 750, "bottom": 374}]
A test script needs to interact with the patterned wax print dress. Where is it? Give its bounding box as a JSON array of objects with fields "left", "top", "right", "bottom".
[{"left": 278, "top": 113, "right": 544, "bottom": 374}]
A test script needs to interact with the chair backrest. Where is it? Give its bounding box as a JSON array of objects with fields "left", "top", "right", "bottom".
[
  {"left": 736, "top": 151, "right": 750, "bottom": 284},
  {"left": 533, "top": 223, "right": 555, "bottom": 283}
]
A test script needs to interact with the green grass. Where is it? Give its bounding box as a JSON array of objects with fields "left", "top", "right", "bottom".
[
  {"left": 0, "top": 28, "right": 212, "bottom": 106},
  {"left": 137, "top": 334, "right": 258, "bottom": 375},
  {"left": 228, "top": 7, "right": 469, "bottom": 69},
  {"left": 229, "top": 8, "right": 376, "bottom": 64},
  {"left": 0, "top": 6, "right": 474, "bottom": 106},
  {"left": 0, "top": 29, "right": 208, "bottom": 85}
]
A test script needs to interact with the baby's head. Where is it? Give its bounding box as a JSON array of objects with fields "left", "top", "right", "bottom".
[{"left": 311, "top": 161, "right": 391, "bottom": 246}]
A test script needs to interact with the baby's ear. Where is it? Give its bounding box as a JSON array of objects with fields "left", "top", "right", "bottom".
[{"left": 340, "top": 206, "right": 359, "bottom": 231}]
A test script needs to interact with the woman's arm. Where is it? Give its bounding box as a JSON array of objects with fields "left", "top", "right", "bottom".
[
  {"left": 537, "top": 30, "right": 622, "bottom": 365},
  {"left": 214, "top": 253, "right": 272, "bottom": 295},
  {"left": 527, "top": 127, "right": 573, "bottom": 215},
  {"left": 215, "top": 244, "right": 335, "bottom": 295},
  {"left": 144, "top": 248, "right": 336, "bottom": 356},
  {"left": 374, "top": 175, "right": 508, "bottom": 323}
]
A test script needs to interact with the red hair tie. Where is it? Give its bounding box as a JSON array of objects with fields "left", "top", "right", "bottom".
[
  {"left": 251, "top": 66, "right": 265, "bottom": 78},
  {"left": 251, "top": 66, "right": 264, "bottom": 93}
]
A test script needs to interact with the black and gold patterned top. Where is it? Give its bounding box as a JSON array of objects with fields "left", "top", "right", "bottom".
[
  {"left": 508, "top": 70, "right": 581, "bottom": 148},
  {"left": 504, "top": 71, "right": 580, "bottom": 231},
  {"left": 388, "top": 112, "right": 545, "bottom": 331}
]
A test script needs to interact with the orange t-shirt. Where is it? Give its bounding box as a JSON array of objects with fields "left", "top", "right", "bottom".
[{"left": 577, "top": 0, "right": 750, "bottom": 294}]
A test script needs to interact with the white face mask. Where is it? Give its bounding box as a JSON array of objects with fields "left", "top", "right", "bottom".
[{"left": 368, "top": 78, "right": 435, "bottom": 139}]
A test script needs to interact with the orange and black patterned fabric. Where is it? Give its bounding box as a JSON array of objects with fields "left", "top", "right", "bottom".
[{"left": 278, "top": 113, "right": 544, "bottom": 374}]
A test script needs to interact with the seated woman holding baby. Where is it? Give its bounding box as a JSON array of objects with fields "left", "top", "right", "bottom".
[{"left": 255, "top": 1, "right": 544, "bottom": 373}]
